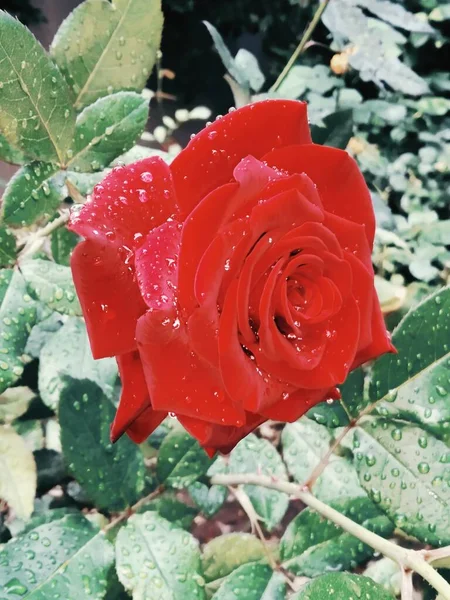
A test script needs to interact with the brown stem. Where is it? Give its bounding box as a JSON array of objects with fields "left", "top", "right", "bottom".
[{"left": 103, "top": 485, "right": 165, "bottom": 533}]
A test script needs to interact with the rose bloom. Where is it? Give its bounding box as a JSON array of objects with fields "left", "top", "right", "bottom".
[{"left": 69, "top": 99, "right": 394, "bottom": 456}]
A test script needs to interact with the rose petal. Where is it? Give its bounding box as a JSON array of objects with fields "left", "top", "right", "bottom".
[
  {"left": 137, "top": 309, "right": 246, "bottom": 425},
  {"left": 261, "top": 387, "right": 329, "bottom": 421},
  {"left": 252, "top": 295, "right": 361, "bottom": 389},
  {"left": 71, "top": 241, "right": 147, "bottom": 358},
  {"left": 111, "top": 351, "right": 166, "bottom": 443},
  {"left": 171, "top": 100, "right": 311, "bottom": 214},
  {"left": 262, "top": 144, "right": 375, "bottom": 244},
  {"left": 69, "top": 157, "right": 178, "bottom": 358},
  {"left": 135, "top": 220, "right": 182, "bottom": 309},
  {"left": 178, "top": 412, "right": 265, "bottom": 455},
  {"left": 219, "top": 279, "right": 292, "bottom": 413},
  {"left": 69, "top": 157, "right": 178, "bottom": 246},
  {"left": 353, "top": 295, "right": 396, "bottom": 367}
]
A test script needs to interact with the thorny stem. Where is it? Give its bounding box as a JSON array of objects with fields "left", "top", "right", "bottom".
[
  {"left": 211, "top": 473, "right": 450, "bottom": 600},
  {"left": 401, "top": 568, "right": 414, "bottom": 600},
  {"left": 270, "top": 0, "right": 331, "bottom": 92},
  {"left": 303, "top": 418, "right": 354, "bottom": 489},
  {"left": 103, "top": 485, "right": 165, "bottom": 533},
  {"left": 229, "top": 486, "right": 280, "bottom": 572},
  {"left": 18, "top": 211, "right": 70, "bottom": 262}
]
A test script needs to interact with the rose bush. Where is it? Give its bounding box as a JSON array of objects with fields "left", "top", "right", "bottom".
[{"left": 69, "top": 99, "right": 394, "bottom": 455}]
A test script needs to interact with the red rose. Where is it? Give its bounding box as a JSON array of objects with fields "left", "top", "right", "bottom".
[{"left": 69, "top": 99, "right": 394, "bottom": 456}]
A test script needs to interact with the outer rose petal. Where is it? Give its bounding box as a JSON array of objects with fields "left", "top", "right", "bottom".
[
  {"left": 171, "top": 100, "right": 312, "bottom": 214},
  {"left": 262, "top": 144, "right": 376, "bottom": 245},
  {"left": 134, "top": 219, "right": 245, "bottom": 426},
  {"left": 111, "top": 352, "right": 166, "bottom": 444},
  {"left": 69, "top": 157, "right": 178, "bottom": 358},
  {"left": 69, "top": 157, "right": 178, "bottom": 245},
  {"left": 71, "top": 241, "right": 147, "bottom": 358},
  {"left": 178, "top": 412, "right": 265, "bottom": 456},
  {"left": 137, "top": 309, "right": 245, "bottom": 426},
  {"left": 262, "top": 388, "right": 330, "bottom": 421},
  {"left": 353, "top": 295, "right": 396, "bottom": 367}
]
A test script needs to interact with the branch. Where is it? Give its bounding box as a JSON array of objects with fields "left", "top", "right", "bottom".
[
  {"left": 270, "top": 0, "right": 331, "bottom": 92},
  {"left": 211, "top": 473, "right": 450, "bottom": 600},
  {"left": 18, "top": 211, "right": 70, "bottom": 262},
  {"left": 103, "top": 485, "right": 165, "bottom": 533}
]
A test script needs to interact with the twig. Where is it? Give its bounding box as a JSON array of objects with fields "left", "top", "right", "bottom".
[
  {"left": 18, "top": 211, "right": 70, "bottom": 262},
  {"left": 401, "top": 568, "right": 414, "bottom": 600},
  {"left": 424, "top": 545, "right": 450, "bottom": 569},
  {"left": 103, "top": 485, "right": 165, "bottom": 533},
  {"left": 303, "top": 419, "right": 355, "bottom": 489},
  {"left": 229, "top": 485, "right": 296, "bottom": 591},
  {"left": 270, "top": 0, "right": 331, "bottom": 92},
  {"left": 211, "top": 473, "right": 450, "bottom": 600}
]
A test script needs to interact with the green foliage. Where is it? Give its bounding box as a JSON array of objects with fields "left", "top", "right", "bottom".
[
  {"left": 282, "top": 419, "right": 364, "bottom": 502},
  {"left": 293, "top": 572, "right": 396, "bottom": 599},
  {"left": 115, "top": 512, "right": 205, "bottom": 599},
  {"left": 0, "top": 11, "right": 76, "bottom": 164},
  {"left": 280, "top": 497, "right": 394, "bottom": 576},
  {"left": 1, "top": 163, "right": 63, "bottom": 227},
  {"left": 59, "top": 378, "right": 146, "bottom": 511},
  {"left": 0, "top": 515, "right": 114, "bottom": 598},
  {"left": 211, "top": 563, "right": 285, "bottom": 599},
  {"left": 20, "top": 259, "right": 81, "bottom": 316},
  {"left": 67, "top": 92, "right": 150, "bottom": 172},
  {"left": 50, "top": 0, "right": 163, "bottom": 109},
  {"left": 157, "top": 427, "right": 214, "bottom": 488},
  {"left": 228, "top": 434, "right": 289, "bottom": 530}
]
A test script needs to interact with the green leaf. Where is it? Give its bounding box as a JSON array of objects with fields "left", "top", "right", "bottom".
[
  {"left": 292, "top": 573, "right": 396, "bottom": 599},
  {"left": 0, "top": 425, "right": 36, "bottom": 519},
  {"left": 203, "top": 22, "right": 249, "bottom": 90},
  {"left": 0, "top": 270, "right": 37, "bottom": 393},
  {"left": 67, "top": 92, "right": 149, "bottom": 172},
  {"left": 282, "top": 419, "right": 365, "bottom": 502},
  {"left": 25, "top": 313, "right": 63, "bottom": 359},
  {"left": 0, "top": 11, "right": 76, "bottom": 164},
  {"left": 51, "top": 226, "right": 79, "bottom": 266},
  {"left": 188, "top": 481, "right": 227, "bottom": 518},
  {"left": 59, "top": 377, "right": 145, "bottom": 511},
  {"left": 416, "top": 96, "right": 450, "bottom": 116},
  {"left": 20, "top": 259, "right": 81, "bottom": 316},
  {"left": 202, "top": 533, "right": 267, "bottom": 583},
  {"left": 0, "top": 132, "right": 27, "bottom": 165},
  {"left": 358, "top": 0, "right": 434, "bottom": 33},
  {"left": 0, "top": 514, "right": 114, "bottom": 598},
  {"left": 369, "top": 286, "right": 450, "bottom": 438},
  {"left": 116, "top": 512, "right": 206, "bottom": 600},
  {"left": 228, "top": 434, "right": 288, "bottom": 530},
  {"left": 310, "top": 109, "right": 354, "bottom": 149},
  {"left": 16, "top": 507, "right": 80, "bottom": 537},
  {"left": 280, "top": 497, "right": 394, "bottom": 576},
  {"left": 0, "top": 226, "right": 16, "bottom": 268},
  {"left": 0, "top": 269, "right": 13, "bottom": 303},
  {"left": 354, "top": 418, "right": 450, "bottom": 545},
  {"left": 363, "top": 558, "right": 401, "bottom": 597},
  {"left": 138, "top": 491, "right": 198, "bottom": 530},
  {"left": 306, "top": 400, "right": 350, "bottom": 428},
  {"left": 157, "top": 428, "right": 213, "bottom": 489},
  {"left": 188, "top": 457, "right": 228, "bottom": 517},
  {"left": 211, "top": 563, "right": 285, "bottom": 600},
  {"left": 0, "top": 386, "right": 35, "bottom": 423},
  {"left": 1, "top": 162, "right": 64, "bottom": 226},
  {"left": 38, "top": 317, "right": 117, "bottom": 410},
  {"left": 430, "top": 4, "right": 450, "bottom": 21},
  {"left": 50, "top": 0, "right": 164, "bottom": 109},
  {"left": 340, "top": 368, "right": 366, "bottom": 417}
]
